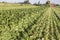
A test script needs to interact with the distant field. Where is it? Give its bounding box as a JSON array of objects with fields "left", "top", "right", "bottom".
[{"left": 0, "top": 3, "right": 38, "bottom": 10}]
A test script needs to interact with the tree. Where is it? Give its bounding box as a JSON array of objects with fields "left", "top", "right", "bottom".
[
  {"left": 55, "top": 4, "right": 59, "bottom": 6},
  {"left": 38, "top": 1, "right": 40, "bottom": 5},
  {"left": 46, "top": 0, "right": 50, "bottom": 6},
  {"left": 24, "top": 0, "right": 30, "bottom": 4}
]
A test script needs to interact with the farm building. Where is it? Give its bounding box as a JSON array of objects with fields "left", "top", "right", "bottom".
[{"left": 50, "top": 4, "right": 55, "bottom": 7}]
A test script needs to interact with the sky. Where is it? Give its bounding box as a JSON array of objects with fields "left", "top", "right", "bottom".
[{"left": 0, "top": 0, "right": 60, "bottom": 4}]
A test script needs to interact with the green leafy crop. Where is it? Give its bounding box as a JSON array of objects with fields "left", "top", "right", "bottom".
[{"left": 0, "top": 6, "right": 60, "bottom": 40}]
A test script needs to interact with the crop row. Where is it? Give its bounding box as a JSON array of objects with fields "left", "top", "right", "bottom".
[{"left": 0, "top": 7, "right": 60, "bottom": 40}]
